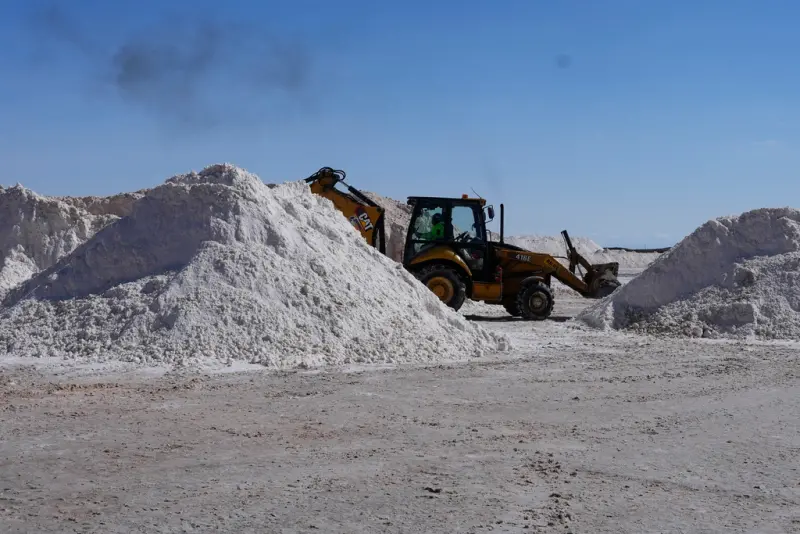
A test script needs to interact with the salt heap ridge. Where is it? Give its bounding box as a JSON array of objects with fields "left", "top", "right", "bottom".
[
  {"left": 0, "top": 164, "right": 509, "bottom": 368},
  {"left": 577, "top": 207, "right": 800, "bottom": 340},
  {"left": 0, "top": 185, "right": 118, "bottom": 298}
]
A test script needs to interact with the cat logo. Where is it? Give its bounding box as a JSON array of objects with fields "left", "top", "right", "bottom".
[{"left": 354, "top": 206, "right": 374, "bottom": 232}]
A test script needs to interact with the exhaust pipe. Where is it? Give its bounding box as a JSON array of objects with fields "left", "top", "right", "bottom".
[{"left": 500, "top": 203, "right": 504, "bottom": 244}]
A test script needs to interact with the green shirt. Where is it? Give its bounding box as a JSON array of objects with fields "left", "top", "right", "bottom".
[{"left": 425, "top": 222, "right": 444, "bottom": 241}]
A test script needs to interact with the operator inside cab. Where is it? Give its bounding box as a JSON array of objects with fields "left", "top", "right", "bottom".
[{"left": 423, "top": 212, "right": 445, "bottom": 240}]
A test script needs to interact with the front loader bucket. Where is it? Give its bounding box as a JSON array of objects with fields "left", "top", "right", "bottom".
[
  {"left": 586, "top": 261, "right": 621, "bottom": 298},
  {"left": 593, "top": 261, "right": 619, "bottom": 278}
]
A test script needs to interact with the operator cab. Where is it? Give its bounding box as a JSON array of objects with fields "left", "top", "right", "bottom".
[{"left": 404, "top": 195, "right": 495, "bottom": 280}]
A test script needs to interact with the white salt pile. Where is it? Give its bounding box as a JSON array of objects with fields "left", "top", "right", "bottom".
[
  {"left": 0, "top": 185, "right": 119, "bottom": 298},
  {"left": 0, "top": 164, "right": 509, "bottom": 369},
  {"left": 577, "top": 207, "right": 800, "bottom": 340}
]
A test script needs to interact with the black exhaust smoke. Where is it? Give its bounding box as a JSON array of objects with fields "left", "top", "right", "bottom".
[{"left": 23, "top": 3, "right": 321, "bottom": 131}]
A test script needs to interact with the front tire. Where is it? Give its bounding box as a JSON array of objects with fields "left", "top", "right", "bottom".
[
  {"left": 516, "top": 281, "right": 554, "bottom": 320},
  {"left": 415, "top": 264, "right": 467, "bottom": 311}
]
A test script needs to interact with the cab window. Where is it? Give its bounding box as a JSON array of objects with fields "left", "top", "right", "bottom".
[
  {"left": 408, "top": 204, "right": 445, "bottom": 257},
  {"left": 450, "top": 205, "right": 484, "bottom": 242}
]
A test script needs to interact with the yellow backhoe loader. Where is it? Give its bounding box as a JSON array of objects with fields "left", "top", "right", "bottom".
[
  {"left": 304, "top": 167, "right": 620, "bottom": 320},
  {"left": 401, "top": 194, "right": 621, "bottom": 319}
]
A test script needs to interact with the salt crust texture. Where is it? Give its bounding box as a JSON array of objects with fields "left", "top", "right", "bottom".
[
  {"left": 0, "top": 164, "right": 509, "bottom": 369},
  {"left": 577, "top": 207, "right": 800, "bottom": 340},
  {"left": 57, "top": 190, "right": 146, "bottom": 218}
]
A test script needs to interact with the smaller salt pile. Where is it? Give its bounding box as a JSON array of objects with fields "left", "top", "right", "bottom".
[
  {"left": 577, "top": 207, "right": 800, "bottom": 340},
  {"left": 0, "top": 164, "right": 509, "bottom": 369},
  {"left": 0, "top": 185, "right": 119, "bottom": 298}
]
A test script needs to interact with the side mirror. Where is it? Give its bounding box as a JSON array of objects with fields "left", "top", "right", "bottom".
[{"left": 487, "top": 205, "right": 495, "bottom": 221}]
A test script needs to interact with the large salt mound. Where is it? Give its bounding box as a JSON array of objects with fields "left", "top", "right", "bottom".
[
  {"left": 0, "top": 185, "right": 118, "bottom": 298},
  {"left": 577, "top": 207, "right": 800, "bottom": 340},
  {"left": 0, "top": 164, "right": 509, "bottom": 369}
]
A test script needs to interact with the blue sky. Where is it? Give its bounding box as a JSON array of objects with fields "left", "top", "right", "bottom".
[{"left": 1, "top": 0, "right": 799, "bottom": 248}]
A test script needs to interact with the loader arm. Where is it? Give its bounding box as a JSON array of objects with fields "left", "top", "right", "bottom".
[
  {"left": 494, "top": 237, "right": 621, "bottom": 299},
  {"left": 560, "top": 229, "right": 621, "bottom": 297},
  {"left": 494, "top": 248, "right": 592, "bottom": 294},
  {"left": 561, "top": 230, "right": 594, "bottom": 275},
  {"left": 305, "top": 167, "right": 387, "bottom": 254}
]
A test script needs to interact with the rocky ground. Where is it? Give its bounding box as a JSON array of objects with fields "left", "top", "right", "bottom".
[{"left": 1, "top": 276, "right": 799, "bottom": 533}]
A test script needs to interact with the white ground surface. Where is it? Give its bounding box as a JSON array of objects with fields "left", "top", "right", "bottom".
[{"left": 1, "top": 266, "right": 798, "bottom": 533}]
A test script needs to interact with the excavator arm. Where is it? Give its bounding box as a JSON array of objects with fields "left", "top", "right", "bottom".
[{"left": 304, "top": 167, "right": 387, "bottom": 254}]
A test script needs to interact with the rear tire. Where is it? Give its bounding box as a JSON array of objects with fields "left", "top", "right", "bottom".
[
  {"left": 415, "top": 264, "right": 467, "bottom": 311},
  {"left": 516, "top": 281, "right": 554, "bottom": 320}
]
